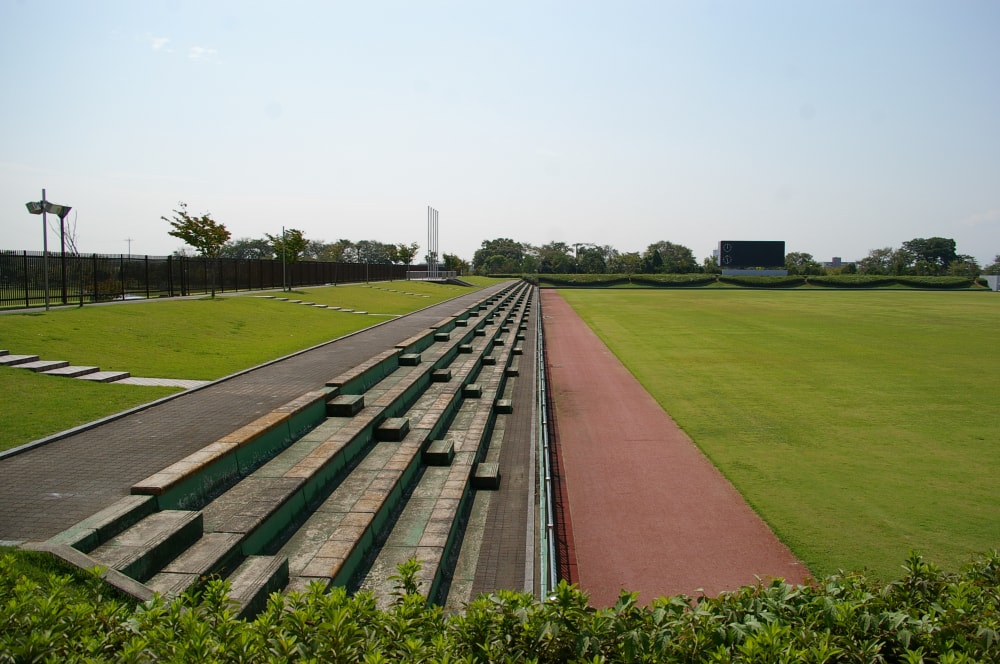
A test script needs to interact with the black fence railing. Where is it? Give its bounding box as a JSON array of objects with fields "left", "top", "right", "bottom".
[{"left": 0, "top": 251, "right": 409, "bottom": 310}]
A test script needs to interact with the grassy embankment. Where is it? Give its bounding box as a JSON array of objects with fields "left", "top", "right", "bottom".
[
  {"left": 560, "top": 289, "right": 1000, "bottom": 580},
  {"left": 0, "top": 279, "right": 496, "bottom": 451}
]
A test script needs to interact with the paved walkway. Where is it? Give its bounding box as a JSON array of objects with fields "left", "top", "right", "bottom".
[{"left": 0, "top": 283, "right": 516, "bottom": 547}]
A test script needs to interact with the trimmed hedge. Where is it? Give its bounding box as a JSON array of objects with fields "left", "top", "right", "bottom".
[
  {"left": 4, "top": 549, "right": 1000, "bottom": 662},
  {"left": 629, "top": 274, "right": 718, "bottom": 287},
  {"left": 807, "top": 275, "right": 978, "bottom": 289},
  {"left": 807, "top": 275, "right": 903, "bottom": 288},
  {"left": 523, "top": 274, "right": 984, "bottom": 290},
  {"left": 717, "top": 275, "right": 808, "bottom": 288},
  {"left": 536, "top": 274, "right": 631, "bottom": 287}
]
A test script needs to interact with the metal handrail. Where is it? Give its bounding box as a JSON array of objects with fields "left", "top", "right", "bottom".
[{"left": 535, "top": 289, "right": 559, "bottom": 596}]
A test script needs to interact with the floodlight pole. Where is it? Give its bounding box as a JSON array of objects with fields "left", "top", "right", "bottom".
[
  {"left": 59, "top": 209, "right": 68, "bottom": 304},
  {"left": 42, "top": 189, "right": 50, "bottom": 311},
  {"left": 281, "top": 226, "right": 287, "bottom": 292}
]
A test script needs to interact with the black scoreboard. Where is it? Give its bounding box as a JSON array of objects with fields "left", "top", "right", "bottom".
[{"left": 718, "top": 241, "right": 785, "bottom": 269}]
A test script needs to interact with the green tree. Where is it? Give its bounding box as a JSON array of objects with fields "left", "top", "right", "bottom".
[
  {"left": 441, "top": 253, "right": 467, "bottom": 275},
  {"left": 575, "top": 245, "right": 607, "bottom": 273},
  {"left": 473, "top": 238, "right": 525, "bottom": 274},
  {"left": 889, "top": 247, "right": 915, "bottom": 275},
  {"left": 396, "top": 242, "right": 420, "bottom": 270},
  {"left": 220, "top": 237, "right": 270, "bottom": 260},
  {"left": 320, "top": 239, "right": 356, "bottom": 262},
  {"left": 856, "top": 247, "right": 894, "bottom": 275},
  {"left": 703, "top": 254, "right": 721, "bottom": 274},
  {"left": 982, "top": 255, "right": 1000, "bottom": 275},
  {"left": 947, "top": 255, "right": 980, "bottom": 277},
  {"left": 162, "top": 201, "right": 231, "bottom": 297},
  {"left": 644, "top": 241, "right": 697, "bottom": 273},
  {"left": 354, "top": 240, "right": 396, "bottom": 264},
  {"left": 538, "top": 242, "right": 575, "bottom": 273},
  {"left": 902, "top": 237, "right": 958, "bottom": 275},
  {"left": 266, "top": 228, "right": 309, "bottom": 263},
  {"left": 266, "top": 229, "right": 308, "bottom": 290},
  {"left": 785, "top": 252, "right": 825, "bottom": 276}
]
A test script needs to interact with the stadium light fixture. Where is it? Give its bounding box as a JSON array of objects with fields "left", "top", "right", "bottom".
[{"left": 25, "top": 189, "right": 73, "bottom": 310}]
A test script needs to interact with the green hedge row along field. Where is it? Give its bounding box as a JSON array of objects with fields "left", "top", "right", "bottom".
[
  {"left": 527, "top": 273, "right": 987, "bottom": 289},
  {"left": 557, "top": 289, "right": 1000, "bottom": 581},
  {"left": 4, "top": 549, "right": 1000, "bottom": 661},
  {"left": 0, "top": 280, "right": 495, "bottom": 451}
]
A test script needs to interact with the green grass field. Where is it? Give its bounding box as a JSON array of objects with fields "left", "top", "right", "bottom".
[
  {"left": 559, "top": 289, "right": 1000, "bottom": 580},
  {"left": 0, "top": 279, "right": 495, "bottom": 451}
]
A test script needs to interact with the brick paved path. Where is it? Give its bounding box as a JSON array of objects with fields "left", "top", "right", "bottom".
[
  {"left": 0, "top": 283, "right": 511, "bottom": 543},
  {"left": 472, "top": 300, "right": 538, "bottom": 596}
]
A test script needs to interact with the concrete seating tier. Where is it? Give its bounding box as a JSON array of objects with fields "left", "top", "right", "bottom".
[{"left": 44, "top": 281, "right": 535, "bottom": 616}]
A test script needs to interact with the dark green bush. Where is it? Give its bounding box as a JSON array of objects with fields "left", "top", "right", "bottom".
[
  {"left": 4, "top": 550, "right": 1000, "bottom": 662},
  {"left": 629, "top": 274, "right": 718, "bottom": 287},
  {"left": 807, "top": 275, "right": 978, "bottom": 289},
  {"left": 717, "top": 275, "right": 808, "bottom": 288},
  {"left": 807, "top": 275, "right": 901, "bottom": 288},
  {"left": 895, "top": 275, "right": 976, "bottom": 289},
  {"left": 536, "top": 274, "right": 630, "bottom": 287}
]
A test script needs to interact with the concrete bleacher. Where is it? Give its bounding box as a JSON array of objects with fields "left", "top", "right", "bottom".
[{"left": 41, "top": 281, "right": 535, "bottom": 615}]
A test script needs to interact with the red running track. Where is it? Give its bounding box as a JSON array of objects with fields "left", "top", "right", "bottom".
[{"left": 542, "top": 290, "right": 809, "bottom": 607}]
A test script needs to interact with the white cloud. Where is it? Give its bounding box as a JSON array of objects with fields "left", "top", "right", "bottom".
[
  {"left": 960, "top": 208, "right": 1000, "bottom": 228},
  {"left": 188, "top": 46, "right": 218, "bottom": 61},
  {"left": 147, "top": 35, "right": 171, "bottom": 52}
]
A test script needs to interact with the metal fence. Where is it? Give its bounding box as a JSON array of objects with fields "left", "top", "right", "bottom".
[{"left": 0, "top": 251, "right": 409, "bottom": 310}]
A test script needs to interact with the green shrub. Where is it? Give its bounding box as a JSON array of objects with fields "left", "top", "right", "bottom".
[
  {"left": 895, "top": 275, "right": 976, "bottom": 289},
  {"left": 4, "top": 550, "right": 1000, "bottom": 661},
  {"left": 536, "top": 274, "right": 630, "bottom": 287},
  {"left": 717, "top": 275, "right": 808, "bottom": 288},
  {"left": 807, "top": 274, "right": 902, "bottom": 288},
  {"left": 629, "top": 274, "right": 718, "bottom": 287},
  {"left": 807, "top": 275, "right": 978, "bottom": 289}
]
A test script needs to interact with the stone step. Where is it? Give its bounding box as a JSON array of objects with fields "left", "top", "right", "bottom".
[
  {"left": 16, "top": 360, "right": 70, "bottom": 373},
  {"left": 49, "top": 494, "right": 158, "bottom": 552},
  {"left": 0, "top": 354, "right": 39, "bottom": 367},
  {"left": 42, "top": 365, "right": 101, "bottom": 378},
  {"left": 88, "top": 510, "right": 203, "bottom": 582},
  {"left": 228, "top": 555, "right": 289, "bottom": 618},
  {"left": 146, "top": 532, "right": 244, "bottom": 598},
  {"left": 44, "top": 280, "right": 533, "bottom": 604},
  {"left": 76, "top": 370, "right": 131, "bottom": 383},
  {"left": 472, "top": 462, "right": 502, "bottom": 490}
]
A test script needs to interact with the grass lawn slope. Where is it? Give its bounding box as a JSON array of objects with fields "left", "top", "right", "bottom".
[
  {"left": 0, "top": 281, "right": 490, "bottom": 451},
  {"left": 559, "top": 289, "right": 1000, "bottom": 580}
]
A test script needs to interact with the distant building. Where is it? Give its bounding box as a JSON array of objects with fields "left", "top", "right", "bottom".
[{"left": 822, "top": 256, "right": 857, "bottom": 269}]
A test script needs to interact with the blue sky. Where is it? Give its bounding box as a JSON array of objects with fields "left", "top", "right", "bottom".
[{"left": 3, "top": 0, "right": 998, "bottom": 264}]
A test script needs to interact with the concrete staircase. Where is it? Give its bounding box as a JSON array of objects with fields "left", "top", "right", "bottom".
[{"left": 38, "top": 281, "right": 536, "bottom": 616}]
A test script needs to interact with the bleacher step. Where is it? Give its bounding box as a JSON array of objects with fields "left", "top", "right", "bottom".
[
  {"left": 50, "top": 494, "right": 157, "bottom": 552},
  {"left": 228, "top": 555, "right": 289, "bottom": 618},
  {"left": 88, "top": 510, "right": 203, "bottom": 581},
  {"left": 146, "top": 532, "right": 244, "bottom": 598},
  {"left": 472, "top": 463, "right": 502, "bottom": 490}
]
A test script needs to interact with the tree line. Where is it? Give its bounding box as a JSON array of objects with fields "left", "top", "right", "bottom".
[
  {"left": 162, "top": 203, "right": 997, "bottom": 280},
  {"left": 162, "top": 202, "right": 465, "bottom": 273},
  {"left": 471, "top": 237, "right": 999, "bottom": 277}
]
